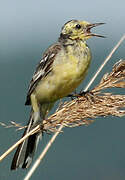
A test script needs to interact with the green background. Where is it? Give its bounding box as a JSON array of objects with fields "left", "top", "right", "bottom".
[{"left": 0, "top": 0, "right": 125, "bottom": 179}]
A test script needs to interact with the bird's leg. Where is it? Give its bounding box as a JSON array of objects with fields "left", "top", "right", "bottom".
[
  {"left": 67, "top": 93, "right": 77, "bottom": 98},
  {"left": 79, "top": 90, "right": 95, "bottom": 103},
  {"left": 67, "top": 90, "right": 95, "bottom": 103},
  {"left": 67, "top": 89, "right": 80, "bottom": 99},
  {"left": 79, "top": 90, "right": 90, "bottom": 96},
  {"left": 67, "top": 90, "right": 89, "bottom": 98}
]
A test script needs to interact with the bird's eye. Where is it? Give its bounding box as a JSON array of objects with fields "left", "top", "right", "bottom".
[{"left": 75, "top": 24, "right": 81, "bottom": 29}]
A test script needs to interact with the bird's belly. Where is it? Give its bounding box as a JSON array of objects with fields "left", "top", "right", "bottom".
[{"left": 35, "top": 56, "right": 90, "bottom": 103}]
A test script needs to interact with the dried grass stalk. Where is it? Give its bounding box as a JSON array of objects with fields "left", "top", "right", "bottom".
[
  {"left": 43, "top": 59, "right": 125, "bottom": 132},
  {"left": 1, "top": 59, "right": 125, "bottom": 164},
  {"left": 24, "top": 59, "right": 125, "bottom": 180}
]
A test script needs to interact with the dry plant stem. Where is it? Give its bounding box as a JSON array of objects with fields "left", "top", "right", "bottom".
[
  {"left": 24, "top": 35, "right": 125, "bottom": 180},
  {"left": 0, "top": 125, "right": 40, "bottom": 162},
  {"left": 24, "top": 124, "right": 63, "bottom": 180}
]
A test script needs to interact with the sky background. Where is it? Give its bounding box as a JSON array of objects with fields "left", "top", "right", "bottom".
[{"left": 0, "top": 0, "right": 125, "bottom": 180}]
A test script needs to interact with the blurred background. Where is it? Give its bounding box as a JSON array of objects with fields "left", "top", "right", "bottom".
[{"left": 0, "top": 0, "right": 125, "bottom": 179}]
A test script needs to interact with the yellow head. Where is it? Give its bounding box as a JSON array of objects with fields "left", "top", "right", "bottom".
[{"left": 60, "top": 20, "right": 105, "bottom": 41}]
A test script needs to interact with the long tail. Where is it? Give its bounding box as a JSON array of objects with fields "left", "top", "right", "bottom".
[{"left": 11, "top": 110, "right": 42, "bottom": 170}]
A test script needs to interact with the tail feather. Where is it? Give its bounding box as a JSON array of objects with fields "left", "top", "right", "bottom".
[
  {"left": 11, "top": 111, "right": 42, "bottom": 170},
  {"left": 22, "top": 133, "right": 40, "bottom": 169}
]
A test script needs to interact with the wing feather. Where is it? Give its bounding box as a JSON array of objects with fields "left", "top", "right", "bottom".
[{"left": 25, "top": 43, "right": 62, "bottom": 105}]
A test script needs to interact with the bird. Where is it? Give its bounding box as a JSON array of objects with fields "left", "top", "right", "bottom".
[{"left": 11, "top": 19, "right": 105, "bottom": 170}]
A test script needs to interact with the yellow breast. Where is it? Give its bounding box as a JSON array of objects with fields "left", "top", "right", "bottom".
[{"left": 34, "top": 43, "right": 91, "bottom": 103}]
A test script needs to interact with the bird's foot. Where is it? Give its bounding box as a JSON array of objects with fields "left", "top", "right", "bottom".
[{"left": 79, "top": 90, "right": 95, "bottom": 103}]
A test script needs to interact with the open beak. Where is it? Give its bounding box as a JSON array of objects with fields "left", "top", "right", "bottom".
[{"left": 86, "top": 23, "right": 106, "bottom": 38}]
